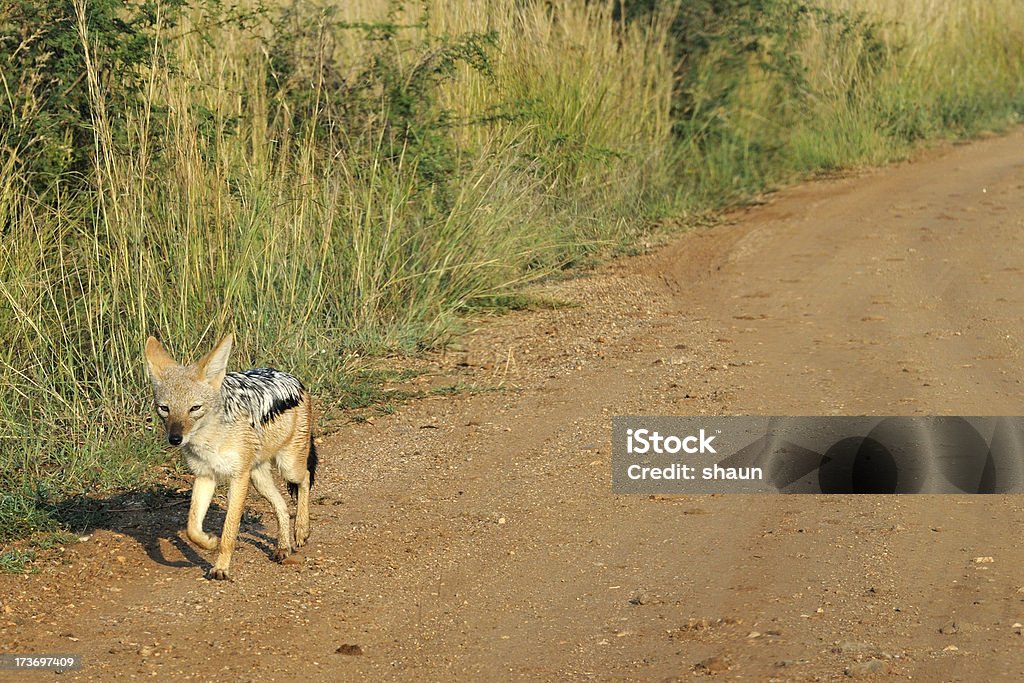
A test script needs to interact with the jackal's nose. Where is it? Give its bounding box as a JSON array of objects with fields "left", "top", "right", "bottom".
[{"left": 168, "top": 433, "right": 183, "bottom": 446}]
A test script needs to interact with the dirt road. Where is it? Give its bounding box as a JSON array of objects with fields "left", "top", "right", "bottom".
[{"left": 4, "top": 129, "right": 1024, "bottom": 681}]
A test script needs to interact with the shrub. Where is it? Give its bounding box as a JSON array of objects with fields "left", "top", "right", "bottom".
[{"left": 0, "top": 0, "right": 185, "bottom": 191}]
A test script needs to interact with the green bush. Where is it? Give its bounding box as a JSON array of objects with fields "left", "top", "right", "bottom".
[
  {"left": 0, "top": 0, "right": 185, "bottom": 191},
  {"left": 265, "top": 1, "right": 497, "bottom": 204}
]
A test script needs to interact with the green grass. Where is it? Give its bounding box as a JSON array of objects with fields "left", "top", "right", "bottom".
[
  {"left": 459, "top": 293, "right": 572, "bottom": 315},
  {"left": 0, "top": 549, "right": 38, "bottom": 574},
  {"left": 1, "top": 0, "right": 1023, "bottom": 563},
  {"left": 664, "top": 0, "right": 1024, "bottom": 210}
]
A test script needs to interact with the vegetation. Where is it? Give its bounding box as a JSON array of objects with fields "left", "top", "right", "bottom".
[{"left": 1, "top": 0, "right": 1022, "bottom": 552}]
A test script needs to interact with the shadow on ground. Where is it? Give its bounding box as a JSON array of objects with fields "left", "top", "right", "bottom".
[{"left": 49, "top": 487, "right": 280, "bottom": 572}]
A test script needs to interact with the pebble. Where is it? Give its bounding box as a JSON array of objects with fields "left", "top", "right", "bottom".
[
  {"left": 693, "top": 656, "right": 729, "bottom": 674},
  {"left": 845, "top": 659, "right": 887, "bottom": 677},
  {"left": 335, "top": 644, "right": 363, "bottom": 656}
]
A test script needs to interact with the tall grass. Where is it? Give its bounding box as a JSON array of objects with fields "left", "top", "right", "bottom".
[
  {"left": 669, "top": 0, "right": 1024, "bottom": 206},
  {"left": 1, "top": 0, "right": 1023, "bottom": 546}
]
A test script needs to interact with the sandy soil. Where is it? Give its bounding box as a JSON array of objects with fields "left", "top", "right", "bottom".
[{"left": 3, "top": 129, "right": 1024, "bottom": 682}]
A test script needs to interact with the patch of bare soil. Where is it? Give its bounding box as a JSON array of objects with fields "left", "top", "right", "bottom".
[{"left": 4, "top": 129, "right": 1024, "bottom": 681}]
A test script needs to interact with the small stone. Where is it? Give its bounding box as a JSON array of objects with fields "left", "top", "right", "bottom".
[
  {"left": 628, "top": 592, "right": 647, "bottom": 606},
  {"left": 694, "top": 656, "right": 729, "bottom": 674},
  {"left": 845, "top": 659, "right": 887, "bottom": 677},
  {"left": 939, "top": 621, "right": 959, "bottom": 635},
  {"left": 335, "top": 644, "right": 363, "bottom": 656}
]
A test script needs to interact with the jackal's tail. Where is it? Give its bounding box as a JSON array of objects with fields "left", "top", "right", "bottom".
[{"left": 288, "top": 435, "right": 318, "bottom": 501}]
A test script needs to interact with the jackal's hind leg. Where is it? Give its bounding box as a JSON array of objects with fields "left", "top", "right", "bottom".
[
  {"left": 250, "top": 463, "right": 293, "bottom": 561},
  {"left": 294, "top": 470, "right": 311, "bottom": 548}
]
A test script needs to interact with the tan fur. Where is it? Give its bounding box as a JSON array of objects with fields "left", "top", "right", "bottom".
[{"left": 144, "top": 334, "right": 314, "bottom": 580}]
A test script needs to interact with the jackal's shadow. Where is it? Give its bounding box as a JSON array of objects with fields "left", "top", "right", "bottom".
[{"left": 53, "top": 485, "right": 282, "bottom": 571}]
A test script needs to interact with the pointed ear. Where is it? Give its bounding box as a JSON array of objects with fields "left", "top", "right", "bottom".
[
  {"left": 197, "top": 333, "right": 233, "bottom": 387},
  {"left": 145, "top": 336, "right": 177, "bottom": 382}
]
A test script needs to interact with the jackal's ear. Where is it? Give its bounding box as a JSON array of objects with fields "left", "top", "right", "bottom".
[
  {"left": 197, "top": 333, "right": 233, "bottom": 387},
  {"left": 144, "top": 336, "right": 177, "bottom": 382}
]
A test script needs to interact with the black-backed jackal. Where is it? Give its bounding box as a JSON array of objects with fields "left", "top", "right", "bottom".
[{"left": 144, "top": 334, "right": 317, "bottom": 580}]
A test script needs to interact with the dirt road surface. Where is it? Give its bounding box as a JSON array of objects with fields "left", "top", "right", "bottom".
[{"left": 4, "top": 129, "right": 1024, "bottom": 682}]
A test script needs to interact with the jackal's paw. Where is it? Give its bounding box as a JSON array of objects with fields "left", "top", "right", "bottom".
[
  {"left": 272, "top": 547, "right": 291, "bottom": 563},
  {"left": 295, "top": 527, "right": 310, "bottom": 547},
  {"left": 188, "top": 530, "right": 220, "bottom": 551},
  {"left": 208, "top": 567, "right": 231, "bottom": 581}
]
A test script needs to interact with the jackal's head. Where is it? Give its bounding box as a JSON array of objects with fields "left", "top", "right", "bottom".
[{"left": 144, "top": 334, "right": 233, "bottom": 447}]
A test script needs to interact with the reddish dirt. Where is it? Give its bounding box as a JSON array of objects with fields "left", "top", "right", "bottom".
[{"left": 4, "top": 129, "right": 1024, "bottom": 681}]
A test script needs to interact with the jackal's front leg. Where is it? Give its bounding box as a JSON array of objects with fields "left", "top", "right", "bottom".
[
  {"left": 187, "top": 475, "right": 219, "bottom": 550},
  {"left": 209, "top": 471, "right": 250, "bottom": 580}
]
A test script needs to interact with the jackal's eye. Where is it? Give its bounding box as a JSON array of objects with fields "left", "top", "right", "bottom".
[
  {"left": 157, "top": 405, "right": 169, "bottom": 415},
  {"left": 189, "top": 404, "right": 203, "bottom": 413}
]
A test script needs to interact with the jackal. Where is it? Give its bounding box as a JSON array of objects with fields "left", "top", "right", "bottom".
[{"left": 144, "top": 334, "right": 317, "bottom": 580}]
